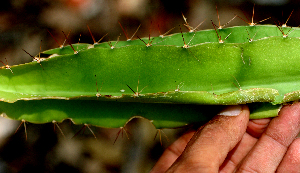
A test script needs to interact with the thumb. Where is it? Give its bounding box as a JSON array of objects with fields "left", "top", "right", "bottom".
[{"left": 167, "top": 105, "right": 250, "bottom": 173}]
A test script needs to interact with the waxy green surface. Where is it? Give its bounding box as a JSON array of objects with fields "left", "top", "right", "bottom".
[{"left": 0, "top": 25, "right": 298, "bottom": 128}]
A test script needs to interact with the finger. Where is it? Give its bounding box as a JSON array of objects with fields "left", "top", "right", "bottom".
[
  {"left": 247, "top": 118, "right": 271, "bottom": 138},
  {"left": 150, "top": 131, "right": 195, "bottom": 173},
  {"left": 220, "top": 118, "right": 271, "bottom": 172},
  {"left": 167, "top": 105, "right": 249, "bottom": 173},
  {"left": 277, "top": 138, "right": 300, "bottom": 172},
  {"left": 237, "top": 102, "right": 300, "bottom": 172}
]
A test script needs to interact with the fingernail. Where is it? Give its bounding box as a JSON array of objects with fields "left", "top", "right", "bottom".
[{"left": 218, "top": 105, "right": 242, "bottom": 116}]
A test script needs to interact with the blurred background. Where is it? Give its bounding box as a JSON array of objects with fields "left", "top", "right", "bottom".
[{"left": 0, "top": 0, "right": 299, "bottom": 172}]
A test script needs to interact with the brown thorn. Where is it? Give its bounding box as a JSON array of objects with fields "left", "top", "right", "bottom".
[
  {"left": 137, "top": 36, "right": 149, "bottom": 46},
  {"left": 87, "top": 25, "right": 96, "bottom": 44},
  {"left": 183, "top": 24, "right": 191, "bottom": 32},
  {"left": 148, "top": 21, "right": 154, "bottom": 42},
  {"left": 154, "top": 130, "right": 162, "bottom": 146},
  {"left": 220, "top": 15, "right": 237, "bottom": 29},
  {"left": 179, "top": 25, "right": 200, "bottom": 62},
  {"left": 85, "top": 124, "right": 97, "bottom": 139},
  {"left": 72, "top": 125, "right": 86, "bottom": 139},
  {"left": 126, "top": 84, "right": 136, "bottom": 95},
  {"left": 179, "top": 25, "right": 187, "bottom": 47},
  {"left": 231, "top": 75, "right": 241, "bottom": 90},
  {"left": 232, "top": 82, "right": 240, "bottom": 90},
  {"left": 187, "top": 32, "right": 196, "bottom": 45},
  {"left": 107, "top": 36, "right": 112, "bottom": 47},
  {"left": 192, "top": 19, "right": 206, "bottom": 32},
  {"left": 216, "top": 4, "right": 221, "bottom": 28},
  {"left": 274, "top": 20, "right": 289, "bottom": 37},
  {"left": 53, "top": 121, "right": 65, "bottom": 138},
  {"left": 113, "top": 34, "right": 121, "bottom": 48},
  {"left": 283, "top": 9, "right": 294, "bottom": 27},
  {"left": 113, "top": 128, "right": 122, "bottom": 144},
  {"left": 113, "top": 127, "right": 129, "bottom": 145},
  {"left": 236, "top": 15, "right": 250, "bottom": 25},
  {"left": 96, "top": 33, "right": 108, "bottom": 44},
  {"left": 274, "top": 20, "right": 284, "bottom": 33},
  {"left": 62, "top": 30, "right": 71, "bottom": 48},
  {"left": 238, "top": 4, "right": 270, "bottom": 26},
  {"left": 0, "top": 59, "right": 6, "bottom": 66},
  {"left": 22, "top": 49, "right": 44, "bottom": 70},
  {"left": 275, "top": 19, "right": 295, "bottom": 38},
  {"left": 174, "top": 81, "right": 184, "bottom": 92},
  {"left": 14, "top": 120, "right": 24, "bottom": 134},
  {"left": 252, "top": 3, "right": 255, "bottom": 25},
  {"left": 160, "top": 26, "right": 176, "bottom": 38},
  {"left": 129, "top": 24, "right": 141, "bottom": 41},
  {"left": 188, "top": 49, "right": 200, "bottom": 62},
  {"left": 47, "top": 29, "right": 62, "bottom": 48},
  {"left": 246, "top": 28, "right": 251, "bottom": 41},
  {"left": 181, "top": 12, "right": 188, "bottom": 26},
  {"left": 22, "top": 49, "right": 35, "bottom": 60},
  {"left": 0, "top": 61, "right": 6, "bottom": 69},
  {"left": 256, "top": 17, "right": 271, "bottom": 25},
  {"left": 242, "top": 10, "right": 251, "bottom": 23},
  {"left": 107, "top": 35, "right": 121, "bottom": 49},
  {"left": 38, "top": 62, "right": 44, "bottom": 70},
  {"left": 224, "top": 33, "right": 231, "bottom": 40},
  {"left": 0, "top": 58, "right": 13, "bottom": 74},
  {"left": 154, "top": 129, "right": 169, "bottom": 146},
  {"left": 211, "top": 20, "right": 222, "bottom": 42},
  {"left": 62, "top": 31, "right": 78, "bottom": 54},
  {"left": 139, "top": 85, "right": 148, "bottom": 93},
  {"left": 15, "top": 120, "right": 27, "bottom": 140},
  {"left": 118, "top": 21, "right": 129, "bottom": 40}
]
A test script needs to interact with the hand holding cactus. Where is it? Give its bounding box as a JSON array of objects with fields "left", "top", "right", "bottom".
[{"left": 151, "top": 103, "right": 300, "bottom": 172}]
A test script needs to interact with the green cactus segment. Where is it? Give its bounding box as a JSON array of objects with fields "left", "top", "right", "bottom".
[
  {"left": 0, "top": 100, "right": 281, "bottom": 128},
  {"left": 0, "top": 25, "right": 300, "bottom": 127},
  {"left": 1, "top": 35, "right": 300, "bottom": 104},
  {"left": 0, "top": 100, "right": 218, "bottom": 128}
]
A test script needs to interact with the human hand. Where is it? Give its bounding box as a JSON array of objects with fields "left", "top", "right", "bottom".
[{"left": 150, "top": 103, "right": 300, "bottom": 173}]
